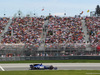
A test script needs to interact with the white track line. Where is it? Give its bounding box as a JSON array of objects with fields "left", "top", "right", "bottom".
[{"left": 0, "top": 66, "right": 5, "bottom": 71}]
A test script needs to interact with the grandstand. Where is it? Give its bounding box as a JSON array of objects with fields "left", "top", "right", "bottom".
[{"left": 0, "top": 9, "right": 100, "bottom": 58}]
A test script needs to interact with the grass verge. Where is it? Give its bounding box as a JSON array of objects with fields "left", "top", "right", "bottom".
[
  {"left": 0, "top": 70, "right": 100, "bottom": 75},
  {"left": 1, "top": 60, "right": 100, "bottom": 63}
]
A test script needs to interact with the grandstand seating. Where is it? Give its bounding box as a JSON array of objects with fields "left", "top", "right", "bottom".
[
  {"left": 0, "top": 16, "right": 100, "bottom": 57},
  {"left": 1, "top": 17, "right": 44, "bottom": 48},
  {"left": 45, "top": 16, "right": 85, "bottom": 49},
  {"left": 85, "top": 17, "right": 100, "bottom": 47},
  {"left": 0, "top": 16, "right": 99, "bottom": 51}
]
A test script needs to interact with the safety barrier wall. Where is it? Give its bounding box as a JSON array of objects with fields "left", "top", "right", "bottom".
[{"left": 0, "top": 56, "right": 100, "bottom": 61}]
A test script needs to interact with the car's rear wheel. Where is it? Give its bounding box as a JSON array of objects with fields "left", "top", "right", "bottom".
[{"left": 50, "top": 65, "right": 53, "bottom": 70}]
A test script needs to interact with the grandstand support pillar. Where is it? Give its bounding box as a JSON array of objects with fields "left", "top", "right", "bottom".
[
  {"left": 70, "top": 48, "right": 71, "bottom": 55},
  {"left": 57, "top": 48, "right": 58, "bottom": 56},
  {"left": 95, "top": 47, "right": 97, "bottom": 55},
  {"left": 11, "top": 29, "right": 13, "bottom": 37}
]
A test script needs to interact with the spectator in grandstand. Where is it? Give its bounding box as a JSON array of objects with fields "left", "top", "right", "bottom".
[
  {"left": 85, "top": 17, "right": 100, "bottom": 46},
  {"left": 1, "top": 17, "right": 44, "bottom": 48},
  {"left": 45, "top": 16, "right": 85, "bottom": 49}
]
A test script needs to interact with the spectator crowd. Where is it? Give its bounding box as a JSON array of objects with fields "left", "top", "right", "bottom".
[
  {"left": 45, "top": 16, "right": 85, "bottom": 49},
  {"left": 0, "top": 16, "right": 100, "bottom": 50},
  {"left": 85, "top": 17, "right": 100, "bottom": 47},
  {"left": 1, "top": 17, "right": 44, "bottom": 48}
]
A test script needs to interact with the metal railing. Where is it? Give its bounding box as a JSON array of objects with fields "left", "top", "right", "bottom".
[{"left": 0, "top": 43, "right": 98, "bottom": 58}]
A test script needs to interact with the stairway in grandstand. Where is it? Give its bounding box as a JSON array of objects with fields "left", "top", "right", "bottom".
[
  {"left": 81, "top": 19, "right": 91, "bottom": 51},
  {"left": 38, "top": 20, "right": 49, "bottom": 51},
  {"left": 0, "top": 19, "right": 12, "bottom": 42},
  {"left": 81, "top": 20, "right": 89, "bottom": 42}
]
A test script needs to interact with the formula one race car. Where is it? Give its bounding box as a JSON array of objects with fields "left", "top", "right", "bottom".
[{"left": 30, "top": 63, "right": 57, "bottom": 70}]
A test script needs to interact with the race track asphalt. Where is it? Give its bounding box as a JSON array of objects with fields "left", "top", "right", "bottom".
[{"left": 0, "top": 63, "right": 100, "bottom": 71}]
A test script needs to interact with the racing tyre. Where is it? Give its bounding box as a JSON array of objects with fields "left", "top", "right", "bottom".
[{"left": 50, "top": 65, "right": 53, "bottom": 70}]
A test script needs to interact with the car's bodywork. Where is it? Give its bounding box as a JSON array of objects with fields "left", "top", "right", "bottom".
[{"left": 30, "top": 64, "right": 57, "bottom": 70}]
